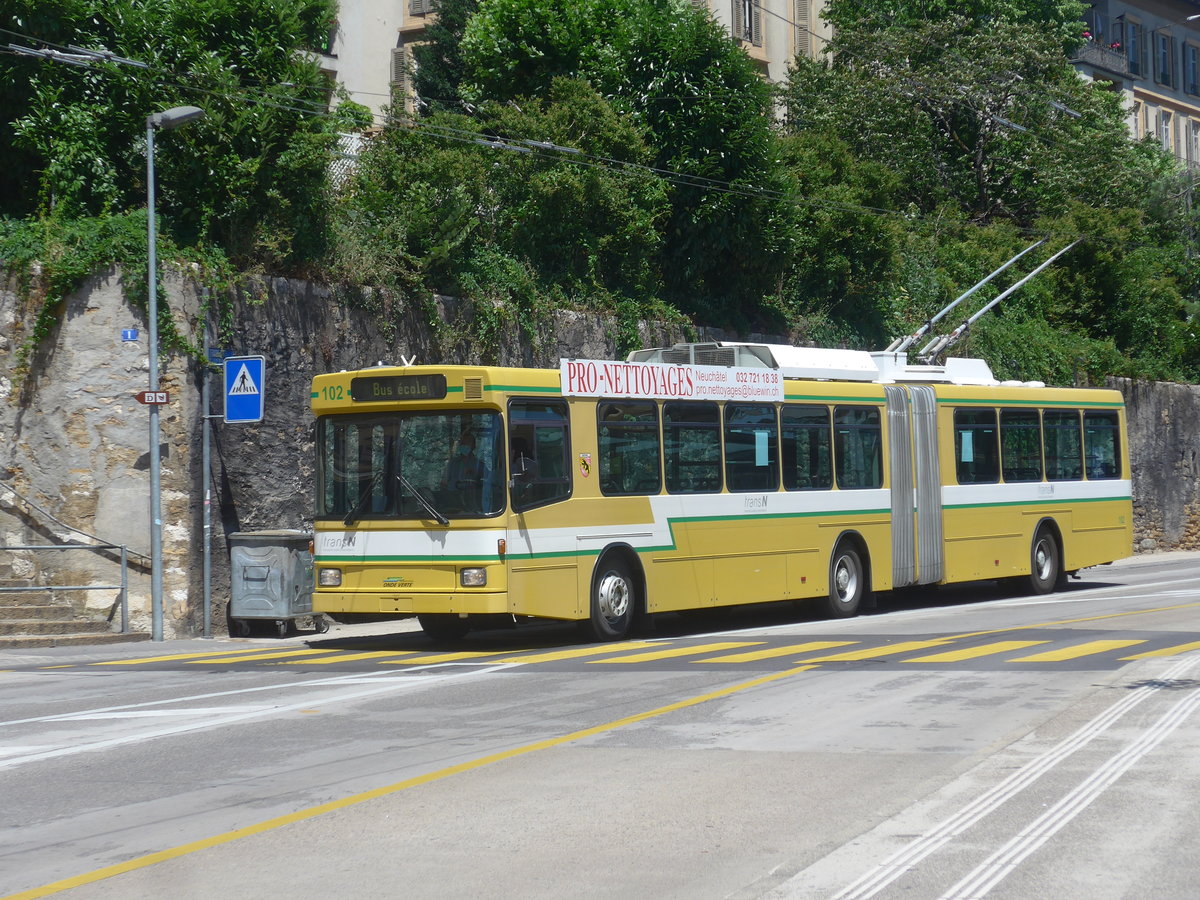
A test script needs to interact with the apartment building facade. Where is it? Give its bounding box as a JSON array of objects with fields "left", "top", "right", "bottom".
[{"left": 1073, "top": 0, "right": 1200, "bottom": 167}]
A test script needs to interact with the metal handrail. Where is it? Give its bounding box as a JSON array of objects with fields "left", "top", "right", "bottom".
[
  {"left": 0, "top": 481, "right": 140, "bottom": 633},
  {"left": 0, "top": 479, "right": 149, "bottom": 562},
  {"left": 0, "top": 543, "right": 130, "bottom": 634}
]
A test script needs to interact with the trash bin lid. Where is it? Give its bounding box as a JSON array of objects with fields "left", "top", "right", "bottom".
[{"left": 229, "top": 529, "right": 312, "bottom": 547}]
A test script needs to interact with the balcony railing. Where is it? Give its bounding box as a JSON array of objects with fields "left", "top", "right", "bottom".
[{"left": 1073, "top": 41, "right": 1131, "bottom": 76}]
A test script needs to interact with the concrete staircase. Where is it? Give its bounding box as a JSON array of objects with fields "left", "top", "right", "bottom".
[{"left": 0, "top": 578, "right": 150, "bottom": 650}]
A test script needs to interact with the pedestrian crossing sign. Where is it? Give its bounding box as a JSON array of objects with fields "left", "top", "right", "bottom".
[{"left": 223, "top": 355, "right": 265, "bottom": 424}]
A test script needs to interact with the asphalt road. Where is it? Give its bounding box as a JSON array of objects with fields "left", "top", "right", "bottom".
[{"left": 2, "top": 553, "right": 1199, "bottom": 900}]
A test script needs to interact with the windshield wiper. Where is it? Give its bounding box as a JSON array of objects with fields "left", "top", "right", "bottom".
[
  {"left": 343, "top": 471, "right": 384, "bottom": 527},
  {"left": 399, "top": 474, "right": 450, "bottom": 526}
]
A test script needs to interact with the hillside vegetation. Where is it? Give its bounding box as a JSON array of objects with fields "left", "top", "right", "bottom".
[{"left": 1, "top": 0, "right": 1197, "bottom": 383}]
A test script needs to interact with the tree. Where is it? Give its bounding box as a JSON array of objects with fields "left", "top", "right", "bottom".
[
  {"left": 460, "top": 0, "right": 792, "bottom": 327},
  {"left": 783, "top": 3, "right": 1198, "bottom": 380},
  {"left": 411, "top": 0, "right": 478, "bottom": 114},
  {"left": 2, "top": 0, "right": 339, "bottom": 265},
  {"left": 821, "top": 0, "right": 1088, "bottom": 53},
  {"left": 332, "top": 79, "right": 669, "bottom": 320}
]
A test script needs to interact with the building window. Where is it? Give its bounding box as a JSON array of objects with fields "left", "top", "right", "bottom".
[
  {"left": 732, "top": 0, "right": 762, "bottom": 47},
  {"left": 1155, "top": 31, "right": 1176, "bottom": 88},
  {"left": 1186, "top": 44, "right": 1199, "bottom": 94},
  {"left": 1127, "top": 21, "right": 1147, "bottom": 77}
]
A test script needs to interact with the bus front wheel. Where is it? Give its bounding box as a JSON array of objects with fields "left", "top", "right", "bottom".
[
  {"left": 583, "top": 557, "right": 636, "bottom": 641},
  {"left": 825, "top": 544, "right": 865, "bottom": 619}
]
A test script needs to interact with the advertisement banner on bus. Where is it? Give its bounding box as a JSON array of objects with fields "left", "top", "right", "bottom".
[{"left": 560, "top": 358, "right": 784, "bottom": 402}]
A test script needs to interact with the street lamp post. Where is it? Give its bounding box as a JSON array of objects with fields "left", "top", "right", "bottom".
[{"left": 146, "top": 105, "right": 204, "bottom": 641}]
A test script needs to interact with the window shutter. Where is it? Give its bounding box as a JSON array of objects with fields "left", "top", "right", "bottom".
[
  {"left": 409, "top": 0, "right": 435, "bottom": 14},
  {"left": 752, "top": 0, "right": 762, "bottom": 47},
  {"left": 391, "top": 45, "right": 409, "bottom": 96},
  {"left": 794, "top": 0, "right": 811, "bottom": 58},
  {"left": 732, "top": 0, "right": 744, "bottom": 41}
]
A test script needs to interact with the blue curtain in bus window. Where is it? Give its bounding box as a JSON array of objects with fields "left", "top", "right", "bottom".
[
  {"left": 834, "top": 406, "right": 882, "bottom": 489},
  {"left": 1083, "top": 411, "right": 1120, "bottom": 479},
  {"left": 781, "top": 405, "right": 832, "bottom": 490},
  {"left": 954, "top": 408, "right": 999, "bottom": 484},
  {"left": 1044, "top": 410, "right": 1083, "bottom": 481},
  {"left": 597, "top": 401, "right": 661, "bottom": 495},
  {"left": 664, "top": 402, "right": 721, "bottom": 494},
  {"left": 1000, "top": 409, "right": 1043, "bottom": 483},
  {"left": 724, "top": 403, "right": 778, "bottom": 492}
]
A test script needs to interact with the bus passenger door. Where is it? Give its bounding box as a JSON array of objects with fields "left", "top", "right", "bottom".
[
  {"left": 886, "top": 385, "right": 943, "bottom": 588},
  {"left": 505, "top": 401, "right": 578, "bottom": 619}
]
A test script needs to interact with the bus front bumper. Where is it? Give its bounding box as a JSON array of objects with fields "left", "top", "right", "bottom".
[{"left": 313, "top": 591, "right": 509, "bottom": 616}]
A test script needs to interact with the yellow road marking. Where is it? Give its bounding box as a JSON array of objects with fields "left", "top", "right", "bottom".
[
  {"left": 495, "top": 642, "right": 658, "bottom": 664},
  {"left": 800, "top": 639, "right": 952, "bottom": 662},
  {"left": 902, "top": 640, "right": 1049, "bottom": 663},
  {"left": 1009, "top": 639, "right": 1147, "bottom": 663},
  {"left": 2, "top": 665, "right": 815, "bottom": 900},
  {"left": 185, "top": 649, "right": 343, "bottom": 665},
  {"left": 1120, "top": 640, "right": 1200, "bottom": 660},
  {"left": 699, "top": 641, "right": 857, "bottom": 663},
  {"left": 380, "top": 650, "right": 509, "bottom": 665},
  {"left": 279, "top": 651, "right": 420, "bottom": 665},
  {"left": 95, "top": 647, "right": 299, "bottom": 666},
  {"left": 588, "top": 642, "right": 763, "bottom": 664},
  {"left": 948, "top": 600, "right": 1200, "bottom": 641}
]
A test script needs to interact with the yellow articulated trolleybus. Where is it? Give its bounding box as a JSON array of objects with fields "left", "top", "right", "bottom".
[{"left": 310, "top": 342, "right": 1132, "bottom": 642}]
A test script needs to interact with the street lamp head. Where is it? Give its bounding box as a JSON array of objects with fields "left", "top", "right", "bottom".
[{"left": 148, "top": 105, "right": 205, "bottom": 131}]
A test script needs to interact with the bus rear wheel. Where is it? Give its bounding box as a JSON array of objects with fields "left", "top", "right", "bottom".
[
  {"left": 418, "top": 613, "right": 471, "bottom": 641},
  {"left": 1027, "top": 528, "right": 1063, "bottom": 595},
  {"left": 824, "top": 544, "right": 864, "bottom": 619},
  {"left": 582, "top": 557, "right": 636, "bottom": 641}
]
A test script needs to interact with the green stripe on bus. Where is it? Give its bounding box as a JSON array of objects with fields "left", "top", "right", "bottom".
[
  {"left": 945, "top": 494, "right": 1130, "bottom": 510},
  {"left": 936, "top": 396, "right": 1124, "bottom": 408}
]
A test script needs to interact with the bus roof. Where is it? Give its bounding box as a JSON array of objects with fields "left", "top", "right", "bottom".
[{"left": 628, "top": 341, "right": 1010, "bottom": 387}]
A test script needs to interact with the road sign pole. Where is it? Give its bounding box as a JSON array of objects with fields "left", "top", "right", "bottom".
[{"left": 147, "top": 117, "right": 163, "bottom": 642}]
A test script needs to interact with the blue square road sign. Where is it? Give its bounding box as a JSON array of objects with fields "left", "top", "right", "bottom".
[{"left": 224, "top": 355, "right": 265, "bottom": 424}]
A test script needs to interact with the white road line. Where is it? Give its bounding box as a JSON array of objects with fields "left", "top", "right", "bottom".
[
  {"left": 821, "top": 655, "right": 1200, "bottom": 900},
  {"left": 940, "top": 683, "right": 1200, "bottom": 899},
  {"left": 0, "top": 665, "right": 509, "bottom": 771},
  {"left": 0, "top": 665, "right": 501, "bottom": 729}
]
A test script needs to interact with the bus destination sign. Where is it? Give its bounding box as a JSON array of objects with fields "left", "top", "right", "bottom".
[
  {"left": 350, "top": 374, "right": 448, "bottom": 402},
  {"left": 561, "top": 359, "right": 783, "bottom": 402}
]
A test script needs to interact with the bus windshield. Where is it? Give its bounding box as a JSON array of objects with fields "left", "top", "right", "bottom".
[{"left": 316, "top": 411, "right": 504, "bottom": 522}]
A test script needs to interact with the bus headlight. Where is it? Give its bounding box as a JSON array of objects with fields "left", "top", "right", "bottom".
[
  {"left": 318, "top": 568, "right": 342, "bottom": 587},
  {"left": 460, "top": 567, "right": 487, "bottom": 587}
]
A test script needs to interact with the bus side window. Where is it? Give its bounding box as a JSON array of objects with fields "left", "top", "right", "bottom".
[
  {"left": 1084, "top": 410, "right": 1120, "bottom": 479},
  {"left": 1044, "top": 410, "right": 1083, "bottom": 481},
  {"left": 664, "top": 402, "right": 721, "bottom": 494},
  {"left": 1000, "top": 409, "right": 1043, "bottom": 483},
  {"left": 834, "top": 406, "right": 882, "bottom": 489},
  {"left": 724, "top": 403, "right": 778, "bottom": 492},
  {"left": 954, "top": 408, "right": 999, "bottom": 484},
  {"left": 597, "top": 401, "right": 661, "bottom": 495},
  {"left": 509, "top": 400, "right": 571, "bottom": 511},
  {"left": 781, "top": 406, "right": 832, "bottom": 491}
]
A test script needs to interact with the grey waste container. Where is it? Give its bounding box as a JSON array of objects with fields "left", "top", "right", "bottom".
[{"left": 228, "top": 530, "right": 324, "bottom": 638}]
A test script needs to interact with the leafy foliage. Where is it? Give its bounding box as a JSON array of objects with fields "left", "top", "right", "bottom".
[
  {"left": 1, "top": 0, "right": 1198, "bottom": 385},
  {"left": 3, "top": 0, "right": 339, "bottom": 266}
]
